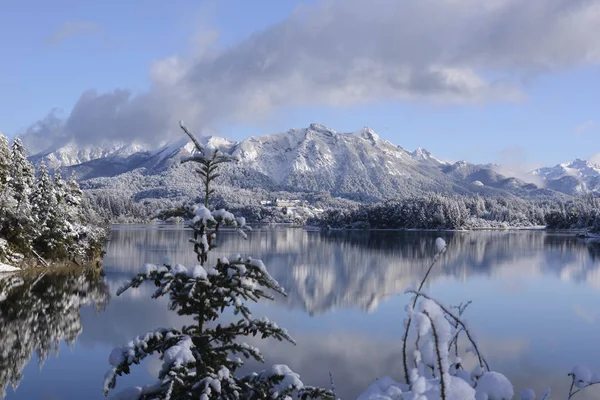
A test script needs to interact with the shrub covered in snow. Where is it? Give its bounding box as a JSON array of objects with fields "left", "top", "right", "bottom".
[{"left": 103, "top": 122, "right": 334, "bottom": 399}]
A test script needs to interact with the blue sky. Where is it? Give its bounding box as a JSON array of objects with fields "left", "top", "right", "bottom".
[{"left": 1, "top": 0, "right": 599, "bottom": 167}]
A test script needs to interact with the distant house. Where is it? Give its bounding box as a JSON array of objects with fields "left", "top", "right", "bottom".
[{"left": 274, "top": 199, "right": 308, "bottom": 207}]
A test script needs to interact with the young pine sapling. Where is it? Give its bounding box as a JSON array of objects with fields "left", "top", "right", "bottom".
[{"left": 103, "top": 122, "right": 333, "bottom": 400}]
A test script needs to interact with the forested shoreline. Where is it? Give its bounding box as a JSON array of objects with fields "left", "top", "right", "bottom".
[
  {"left": 0, "top": 133, "right": 106, "bottom": 269},
  {"left": 88, "top": 185, "right": 600, "bottom": 234},
  {"left": 310, "top": 194, "right": 600, "bottom": 232}
]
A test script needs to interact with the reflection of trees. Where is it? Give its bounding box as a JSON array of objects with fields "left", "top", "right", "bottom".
[
  {"left": 0, "top": 269, "right": 109, "bottom": 399},
  {"left": 104, "top": 227, "right": 600, "bottom": 315}
]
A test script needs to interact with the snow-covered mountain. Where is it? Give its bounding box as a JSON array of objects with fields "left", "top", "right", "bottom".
[
  {"left": 531, "top": 159, "right": 600, "bottom": 195},
  {"left": 28, "top": 140, "right": 151, "bottom": 170},
  {"left": 26, "top": 123, "right": 560, "bottom": 203}
]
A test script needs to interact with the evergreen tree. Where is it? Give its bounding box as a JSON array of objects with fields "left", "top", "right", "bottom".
[
  {"left": 0, "top": 133, "right": 15, "bottom": 226},
  {"left": 3, "top": 137, "right": 35, "bottom": 252},
  {"left": 30, "top": 164, "right": 67, "bottom": 257},
  {"left": 0, "top": 133, "right": 10, "bottom": 189},
  {"left": 103, "top": 122, "right": 333, "bottom": 400},
  {"left": 65, "top": 172, "right": 84, "bottom": 220},
  {"left": 31, "top": 164, "right": 56, "bottom": 227},
  {"left": 9, "top": 138, "right": 34, "bottom": 211}
]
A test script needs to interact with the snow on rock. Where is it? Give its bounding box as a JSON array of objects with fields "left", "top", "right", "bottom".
[{"left": 0, "top": 263, "right": 20, "bottom": 272}]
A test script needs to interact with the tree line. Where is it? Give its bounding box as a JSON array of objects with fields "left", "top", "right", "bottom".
[
  {"left": 313, "top": 193, "right": 600, "bottom": 232},
  {"left": 0, "top": 133, "right": 105, "bottom": 264}
]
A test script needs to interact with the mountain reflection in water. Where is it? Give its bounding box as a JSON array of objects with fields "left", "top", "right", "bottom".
[{"left": 3, "top": 227, "right": 600, "bottom": 399}]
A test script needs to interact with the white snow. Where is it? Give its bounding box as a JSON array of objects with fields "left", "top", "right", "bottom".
[
  {"left": 519, "top": 388, "right": 536, "bottom": 400},
  {"left": 162, "top": 336, "right": 195, "bottom": 372},
  {"left": 531, "top": 158, "right": 600, "bottom": 194},
  {"left": 269, "top": 364, "right": 304, "bottom": 397},
  {"left": 571, "top": 365, "right": 593, "bottom": 388},
  {"left": 171, "top": 264, "right": 188, "bottom": 275},
  {"left": 357, "top": 376, "right": 404, "bottom": 400},
  {"left": 188, "top": 265, "right": 208, "bottom": 279},
  {"left": 435, "top": 237, "right": 446, "bottom": 253},
  {"left": 475, "top": 372, "right": 514, "bottom": 400},
  {"left": 141, "top": 263, "right": 157, "bottom": 276},
  {"left": 0, "top": 262, "right": 20, "bottom": 272}
]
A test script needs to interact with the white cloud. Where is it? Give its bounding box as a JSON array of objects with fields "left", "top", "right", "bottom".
[
  {"left": 23, "top": 0, "right": 600, "bottom": 150},
  {"left": 574, "top": 120, "right": 597, "bottom": 135},
  {"left": 574, "top": 304, "right": 596, "bottom": 323},
  {"left": 46, "top": 20, "right": 103, "bottom": 47},
  {"left": 494, "top": 145, "right": 545, "bottom": 186},
  {"left": 590, "top": 152, "right": 600, "bottom": 165}
]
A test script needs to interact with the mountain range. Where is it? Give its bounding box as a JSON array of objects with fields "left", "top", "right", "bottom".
[{"left": 22, "top": 123, "right": 600, "bottom": 206}]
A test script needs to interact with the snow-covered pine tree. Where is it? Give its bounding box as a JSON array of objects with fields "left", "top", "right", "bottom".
[
  {"left": 104, "top": 122, "right": 333, "bottom": 400},
  {"left": 4, "top": 137, "right": 35, "bottom": 252},
  {"left": 9, "top": 138, "right": 34, "bottom": 211},
  {"left": 65, "top": 172, "right": 84, "bottom": 219},
  {"left": 0, "top": 133, "right": 14, "bottom": 220},
  {"left": 30, "top": 163, "right": 67, "bottom": 258},
  {"left": 61, "top": 171, "right": 104, "bottom": 262},
  {"left": 0, "top": 133, "right": 17, "bottom": 262},
  {"left": 0, "top": 133, "right": 10, "bottom": 190}
]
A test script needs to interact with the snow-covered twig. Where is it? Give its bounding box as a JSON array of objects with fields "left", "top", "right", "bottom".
[
  {"left": 402, "top": 238, "right": 447, "bottom": 384},
  {"left": 406, "top": 289, "right": 490, "bottom": 373},
  {"left": 423, "top": 310, "right": 447, "bottom": 400},
  {"left": 567, "top": 366, "right": 600, "bottom": 399},
  {"left": 329, "top": 372, "right": 337, "bottom": 399}
]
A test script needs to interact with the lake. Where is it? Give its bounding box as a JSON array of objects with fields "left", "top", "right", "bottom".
[{"left": 2, "top": 226, "right": 600, "bottom": 399}]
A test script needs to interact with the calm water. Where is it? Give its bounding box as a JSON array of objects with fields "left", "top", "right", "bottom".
[{"left": 2, "top": 227, "right": 600, "bottom": 399}]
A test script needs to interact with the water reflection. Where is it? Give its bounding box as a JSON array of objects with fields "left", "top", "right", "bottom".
[
  {"left": 104, "top": 228, "right": 600, "bottom": 315},
  {"left": 0, "top": 269, "right": 109, "bottom": 399},
  {"left": 97, "top": 227, "right": 600, "bottom": 399},
  {"left": 3, "top": 227, "right": 600, "bottom": 399}
]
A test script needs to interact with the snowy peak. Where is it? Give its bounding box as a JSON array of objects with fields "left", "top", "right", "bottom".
[
  {"left": 559, "top": 159, "right": 600, "bottom": 178},
  {"left": 353, "top": 126, "right": 380, "bottom": 143},
  {"left": 29, "top": 140, "right": 151, "bottom": 169},
  {"left": 531, "top": 158, "right": 600, "bottom": 195},
  {"left": 226, "top": 123, "right": 419, "bottom": 194},
  {"left": 410, "top": 146, "right": 447, "bottom": 165},
  {"left": 308, "top": 123, "right": 337, "bottom": 136}
]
